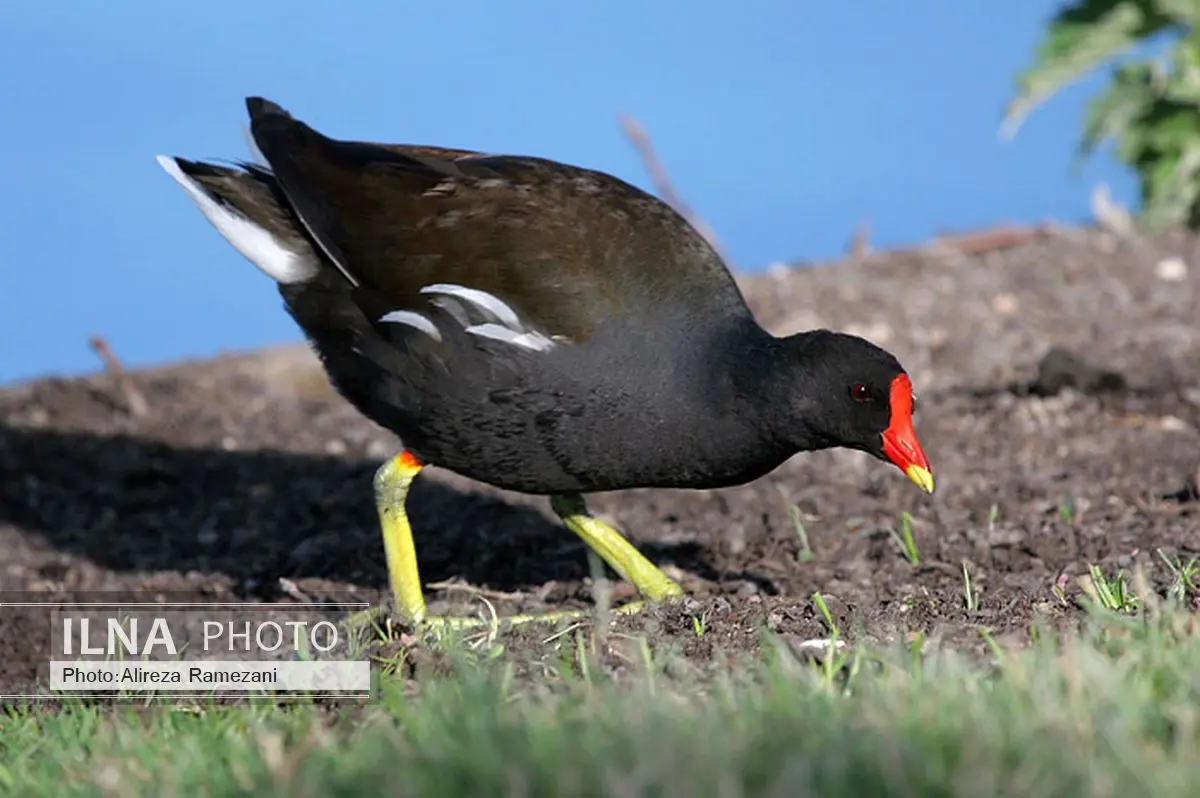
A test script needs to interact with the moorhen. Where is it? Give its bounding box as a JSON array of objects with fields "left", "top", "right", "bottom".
[{"left": 156, "top": 97, "right": 934, "bottom": 627}]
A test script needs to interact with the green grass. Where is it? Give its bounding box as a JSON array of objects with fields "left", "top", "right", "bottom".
[
  {"left": 787, "top": 502, "right": 815, "bottom": 563},
  {"left": 890, "top": 511, "right": 920, "bottom": 565},
  {"left": 961, "top": 561, "right": 980, "bottom": 614},
  {"left": 1158, "top": 548, "right": 1200, "bottom": 603},
  {"left": 3, "top": 601, "right": 1200, "bottom": 796},
  {"left": 1083, "top": 564, "right": 1141, "bottom": 614}
]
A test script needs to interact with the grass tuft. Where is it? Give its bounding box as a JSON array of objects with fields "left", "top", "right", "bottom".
[
  {"left": 5, "top": 600, "right": 1200, "bottom": 796},
  {"left": 891, "top": 511, "right": 920, "bottom": 565},
  {"left": 1158, "top": 549, "right": 1200, "bottom": 604},
  {"left": 1081, "top": 564, "right": 1140, "bottom": 614},
  {"left": 962, "top": 561, "right": 980, "bottom": 614}
]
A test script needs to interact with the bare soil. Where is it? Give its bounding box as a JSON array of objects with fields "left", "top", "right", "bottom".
[{"left": 3, "top": 223, "right": 1199, "bottom": 699}]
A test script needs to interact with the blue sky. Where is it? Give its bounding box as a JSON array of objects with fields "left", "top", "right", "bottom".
[{"left": 1, "top": 1, "right": 1138, "bottom": 384}]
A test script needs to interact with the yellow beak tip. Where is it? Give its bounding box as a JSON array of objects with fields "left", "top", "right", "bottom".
[{"left": 904, "top": 465, "right": 935, "bottom": 494}]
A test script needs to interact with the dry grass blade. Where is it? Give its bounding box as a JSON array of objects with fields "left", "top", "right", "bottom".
[
  {"left": 617, "top": 113, "right": 733, "bottom": 268},
  {"left": 88, "top": 334, "right": 149, "bottom": 417}
]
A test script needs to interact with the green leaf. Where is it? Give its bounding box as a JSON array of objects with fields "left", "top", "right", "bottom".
[
  {"left": 1141, "top": 139, "right": 1200, "bottom": 227},
  {"left": 1141, "top": 103, "right": 1200, "bottom": 147},
  {"left": 1078, "top": 62, "right": 1157, "bottom": 159},
  {"left": 1010, "top": 1, "right": 1200, "bottom": 231},
  {"left": 1154, "top": 0, "right": 1200, "bottom": 22},
  {"left": 1161, "top": 37, "right": 1200, "bottom": 100},
  {"left": 1002, "top": 0, "right": 1179, "bottom": 138}
]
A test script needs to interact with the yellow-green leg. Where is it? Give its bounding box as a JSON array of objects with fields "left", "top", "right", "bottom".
[
  {"left": 549, "top": 493, "right": 684, "bottom": 609},
  {"left": 366, "top": 452, "right": 593, "bottom": 632},
  {"left": 357, "top": 453, "right": 684, "bottom": 637},
  {"left": 372, "top": 451, "right": 429, "bottom": 625}
]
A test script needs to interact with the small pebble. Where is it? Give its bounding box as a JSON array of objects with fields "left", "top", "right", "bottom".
[
  {"left": 712, "top": 596, "right": 736, "bottom": 614},
  {"left": 1160, "top": 416, "right": 1191, "bottom": 433},
  {"left": 1154, "top": 256, "right": 1188, "bottom": 282},
  {"left": 991, "top": 292, "right": 1019, "bottom": 315},
  {"left": 794, "top": 638, "right": 845, "bottom": 652}
]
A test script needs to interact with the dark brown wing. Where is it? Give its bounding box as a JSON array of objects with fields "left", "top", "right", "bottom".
[{"left": 245, "top": 97, "right": 746, "bottom": 343}]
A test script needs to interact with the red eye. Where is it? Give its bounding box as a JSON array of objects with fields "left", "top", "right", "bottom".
[{"left": 851, "top": 384, "right": 871, "bottom": 402}]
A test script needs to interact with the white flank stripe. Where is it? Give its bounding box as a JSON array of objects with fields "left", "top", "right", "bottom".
[
  {"left": 425, "top": 295, "right": 473, "bottom": 329},
  {"left": 419, "top": 283, "right": 523, "bottom": 329},
  {"left": 465, "top": 323, "right": 556, "bottom": 351},
  {"left": 379, "top": 310, "right": 443, "bottom": 340}
]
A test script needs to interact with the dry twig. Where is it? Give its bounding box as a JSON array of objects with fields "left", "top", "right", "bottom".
[
  {"left": 618, "top": 113, "right": 734, "bottom": 268},
  {"left": 848, "top": 219, "right": 872, "bottom": 258},
  {"left": 88, "top": 334, "right": 149, "bottom": 417},
  {"left": 425, "top": 579, "right": 527, "bottom": 602}
]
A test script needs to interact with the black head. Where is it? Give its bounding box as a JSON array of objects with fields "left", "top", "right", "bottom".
[{"left": 779, "top": 330, "right": 933, "bottom": 493}]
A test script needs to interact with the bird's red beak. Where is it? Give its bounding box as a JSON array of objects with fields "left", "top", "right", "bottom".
[{"left": 881, "top": 373, "right": 934, "bottom": 493}]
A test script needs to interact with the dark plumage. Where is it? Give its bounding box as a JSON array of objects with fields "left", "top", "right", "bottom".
[{"left": 157, "top": 97, "right": 933, "bottom": 626}]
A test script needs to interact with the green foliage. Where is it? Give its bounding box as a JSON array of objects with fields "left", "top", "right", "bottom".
[
  {"left": 1005, "top": 1, "right": 1200, "bottom": 229},
  {"left": 890, "top": 511, "right": 920, "bottom": 565},
  {"left": 4, "top": 603, "right": 1200, "bottom": 796},
  {"left": 1083, "top": 563, "right": 1142, "bottom": 613}
]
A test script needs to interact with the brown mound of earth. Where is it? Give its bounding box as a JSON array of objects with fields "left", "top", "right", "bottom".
[{"left": 2, "top": 223, "right": 1198, "bottom": 697}]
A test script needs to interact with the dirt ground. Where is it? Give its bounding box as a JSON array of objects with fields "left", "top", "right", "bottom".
[{"left": 2, "top": 222, "right": 1199, "bottom": 699}]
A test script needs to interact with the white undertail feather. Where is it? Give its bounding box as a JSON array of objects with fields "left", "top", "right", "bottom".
[
  {"left": 159, "top": 151, "right": 557, "bottom": 352},
  {"left": 155, "top": 155, "right": 319, "bottom": 284}
]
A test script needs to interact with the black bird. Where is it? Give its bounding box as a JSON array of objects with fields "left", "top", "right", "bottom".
[{"left": 156, "top": 97, "right": 934, "bottom": 627}]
